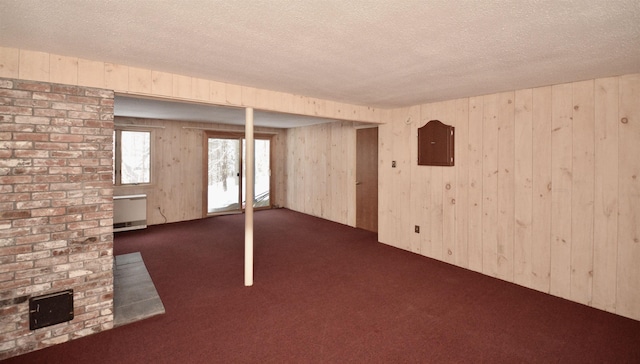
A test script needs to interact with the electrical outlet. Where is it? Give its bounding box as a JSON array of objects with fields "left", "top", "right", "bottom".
[
  {"left": 414, "top": 225, "right": 420, "bottom": 233},
  {"left": 392, "top": 161, "right": 396, "bottom": 168}
]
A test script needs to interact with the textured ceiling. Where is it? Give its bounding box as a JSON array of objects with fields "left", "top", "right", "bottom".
[
  {"left": 1, "top": 0, "right": 639, "bottom": 108},
  {"left": 115, "top": 95, "right": 341, "bottom": 128}
]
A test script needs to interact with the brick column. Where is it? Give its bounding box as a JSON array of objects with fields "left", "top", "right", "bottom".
[{"left": 0, "top": 78, "right": 114, "bottom": 359}]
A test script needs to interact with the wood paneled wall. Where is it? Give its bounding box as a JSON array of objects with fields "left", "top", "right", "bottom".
[
  {"left": 378, "top": 74, "right": 640, "bottom": 321},
  {"left": 114, "top": 117, "right": 286, "bottom": 225},
  {"left": 3, "top": 46, "right": 638, "bottom": 321},
  {"left": 0, "top": 46, "right": 382, "bottom": 124},
  {"left": 285, "top": 121, "right": 358, "bottom": 226}
]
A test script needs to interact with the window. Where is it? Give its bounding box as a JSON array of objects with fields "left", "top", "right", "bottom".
[{"left": 113, "top": 129, "right": 151, "bottom": 185}]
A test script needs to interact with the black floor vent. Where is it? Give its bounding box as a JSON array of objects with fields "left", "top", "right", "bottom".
[{"left": 29, "top": 290, "right": 74, "bottom": 330}]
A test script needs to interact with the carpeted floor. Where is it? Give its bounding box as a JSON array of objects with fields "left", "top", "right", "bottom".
[{"left": 5, "top": 208, "right": 640, "bottom": 363}]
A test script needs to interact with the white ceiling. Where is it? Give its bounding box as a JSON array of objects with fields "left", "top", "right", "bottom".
[
  {"left": 114, "top": 95, "right": 340, "bottom": 128},
  {"left": 1, "top": 0, "right": 639, "bottom": 110}
]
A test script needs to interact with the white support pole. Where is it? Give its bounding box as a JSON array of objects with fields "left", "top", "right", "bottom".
[{"left": 244, "top": 107, "right": 254, "bottom": 286}]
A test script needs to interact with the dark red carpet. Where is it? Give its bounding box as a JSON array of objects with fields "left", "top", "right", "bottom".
[{"left": 5, "top": 209, "right": 640, "bottom": 363}]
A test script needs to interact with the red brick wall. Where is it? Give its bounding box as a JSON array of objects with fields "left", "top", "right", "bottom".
[{"left": 0, "top": 78, "right": 114, "bottom": 359}]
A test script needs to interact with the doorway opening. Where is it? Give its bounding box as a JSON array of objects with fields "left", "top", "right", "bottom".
[{"left": 205, "top": 132, "right": 272, "bottom": 215}]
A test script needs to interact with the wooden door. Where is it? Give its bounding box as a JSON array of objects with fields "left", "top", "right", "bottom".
[{"left": 356, "top": 127, "right": 378, "bottom": 232}]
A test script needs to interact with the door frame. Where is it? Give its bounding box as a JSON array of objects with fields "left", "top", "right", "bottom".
[{"left": 202, "top": 131, "right": 274, "bottom": 217}]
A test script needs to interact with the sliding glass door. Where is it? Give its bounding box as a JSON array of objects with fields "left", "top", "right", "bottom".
[
  {"left": 206, "top": 134, "right": 271, "bottom": 214},
  {"left": 207, "top": 138, "right": 242, "bottom": 213},
  {"left": 243, "top": 139, "right": 271, "bottom": 209}
]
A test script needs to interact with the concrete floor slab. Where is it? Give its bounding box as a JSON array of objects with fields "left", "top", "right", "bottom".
[{"left": 113, "top": 252, "right": 165, "bottom": 327}]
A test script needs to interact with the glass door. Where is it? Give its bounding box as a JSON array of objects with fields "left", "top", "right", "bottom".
[
  {"left": 243, "top": 139, "right": 271, "bottom": 208},
  {"left": 207, "top": 137, "right": 241, "bottom": 214},
  {"left": 206, "top": 134, "right": 271, "bottom": 214}
]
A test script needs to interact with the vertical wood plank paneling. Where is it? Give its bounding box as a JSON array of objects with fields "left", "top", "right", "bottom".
[
  {"left": 408, "top": 113, "right": 421, "bottom": 253},
  {"left": 429, "top": 161, "right": 443, "bottom": 260},
  {"left": 365, "top": 106, "right": 379, "bottom": 123},
  {"left": 514, "top": 88, "right": 534, "bottom": 288},
  {"left": 270, "top": 90, "right": 286, "bottom": 112},
  {"left": 209, "top": 80, "right": 227, "bottom": 104},
  {"left": 467, "top": 96, "right": 484, "bottom": 273},
  {"left": 78, "top": 58, "right": 105, "bottom": 88},
  {"left": 289, "top": 95, "right": 304, "bottom": 115},
  {"left": 278, "top": 93, "right": 294, "bottom": 115},
  {"left": 531, "top": 86, "right": 553, "bottom": 292},
  {"left": 49, "top": 54, "right": 78, "bottom": 85},
  {"left": 255, "top": 88, "right": 273, "bottom": 110},
  {"left": 128, "top": 67, "right": 152, "bottom": 94},
  {"left": 262, "top": 90, "right": 278, "bottom": 110},
  {"left": 6, "top": 46, "right": 385, "bottom": 123},
  {"left": 317, "top": 99, "right": 329, "bottom": 119},
  {"left": 0, "top": 47, "right": 20, "bottom": 78},
  {"left": 18, "top": 49, "right": 50, "bottom": 81},
  {"left": 305, "top": 97, "right": 322, "bottom": 116},
  {"left": 378, "top": 120, "right": 394, "bottom": 246},
  {"left": 315, "top": 124, "right": 329, "bottom": 218},
  {"left": 344, "top": 104, "right": 360, "bottom": 122},
  {"left": 295, "top": 127, "right": 306, "bottom": 213},
  {"left": 151, "top": 70, "right": 173, "bottom": 97},
  {"left": 379, "top": 107, "right": 403, "bottom": 248},
  {"left": 329, "top": 123, "right": 341, "bottom": 221},
  {"left": 353, "top": 105, "right": 366, "bottom": 122},
  {"left": 371, "top": 107, "right": 381, "bottom": 124},
  {"left": 104, "top": 63, "right": 129, "bottom": 92},
  {"left": 324, "top": 100, "right": 337, "bottom": 120},
  {"left": 333, "top": 101, "right": 346, "bottom": 120},
  {"left": 191, "top": 78, "right": 210, "bottom": 102},
  {"left": 441, "top": 100, "right": 457, "bottom": 265},
  {"left": 570, "top": 80, "right": 595, "bottom": 305},
  {"left": 395, "top": 107, "right": 417, "bottom": 251},
  {"left": 550, "top": 83, "right": 573, "bottom": 299},
  {"left": 482, "top": 94, "right": 499, "bottom": 277},
  {"left": 497, "top": 92, "right": 515, "bottom": 281},
  {"left": 416, "top": 104, "right": 432, "bottom": 256},
  {"left": 360, "top": 106, "right": 377, "bottom": 124},
  {"left": 428, "top": 102, "right": 445, "bottom": 261},
  {"left": 178, "top": 126, "right": 194, "bottom": 221},
  {"left": 150, "top": 123, "right": 164, "bottom": 223},
  {"left": 454, "top": 98, "right": 470, "bottom": 268},
  {"left": 173, "top": 74, "right": 193, "bottom": 99},
  {"left": 163, "top": 121, "right": 180, "bottom": 221},
  {"left": 284, "top": 127, "right": 296, "bottom": 209},
  {"left": 302, "top": 127, "right": 312, "bottom": 212},
  {"left": 181, "top": 127, "right": 201, "bottom": 219},
  {"left": 345, "top": 123, "right": 358, "bottom": 227},
  {"left": 357, "top": 74, "right": 639, "bottom": 320},
  {"left": 292, "top": 95, "right": 308, "bottom": 115},
  {"left": 593, "top": 77, "right": 619, "bottom": 313},
  {"left": 337, "top": 122, "right": 349, "bottom": 223},
  {"left": 617, "top": 73, "right": 640, "bottom": 320},
  {"left": 226, "top": 84, "right": 242, "bottom": 105},
  {"left": 241, "top": 86, "right": 257, "bottom": 108},
  {"left": 284, "top": 121, "right": 356, "bottom": 226},
  {"left": 273, "top": 131, "right": 287, "bottom": 208}
]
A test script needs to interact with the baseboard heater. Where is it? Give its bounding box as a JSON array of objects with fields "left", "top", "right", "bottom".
[{"left": 113, "top": 194, "right": 147, "bottom": 232}]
